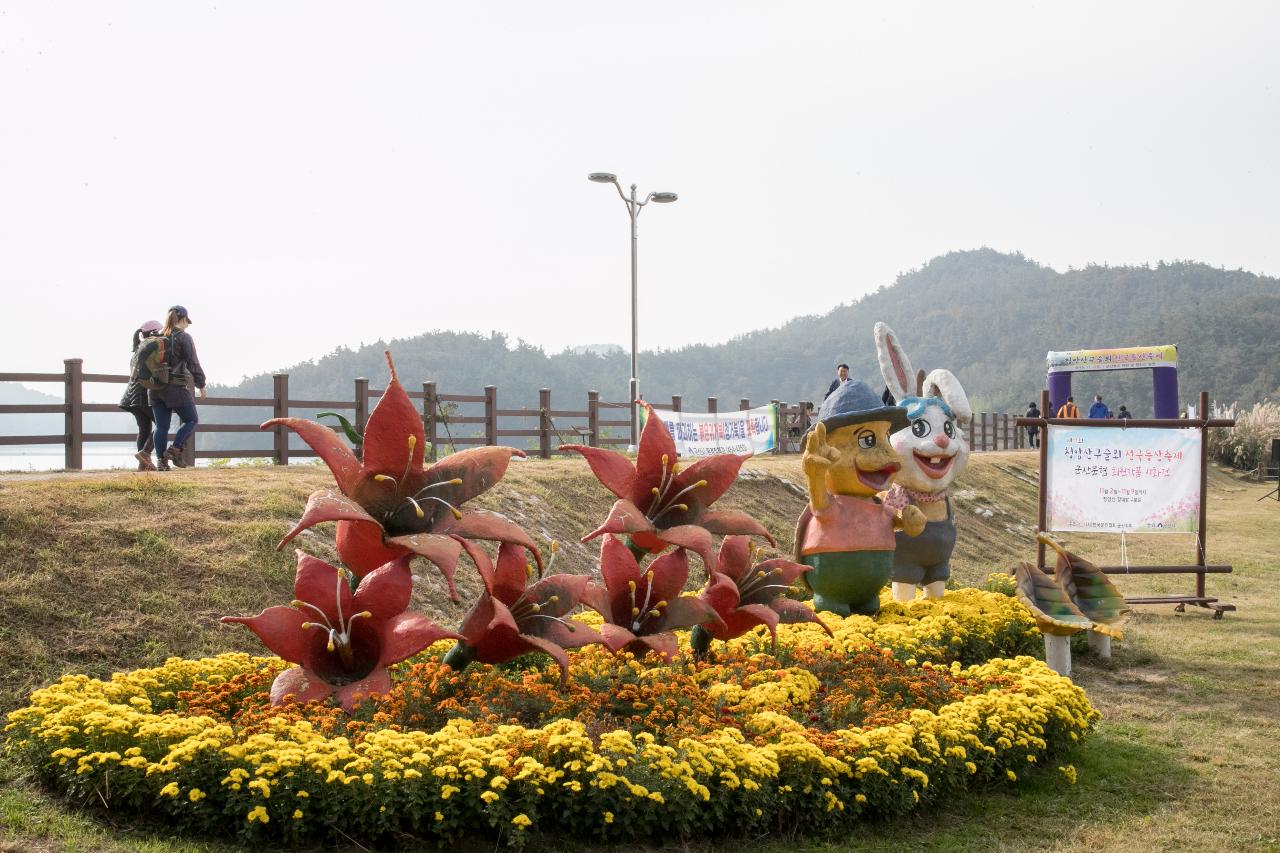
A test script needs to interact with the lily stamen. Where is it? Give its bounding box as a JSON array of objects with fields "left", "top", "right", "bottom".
[
  {"left": 651, "top": 503, "right": 689, "bottom": 521},
  {"left": 528, "top": 613, "right": 577, "bottom": 632},
  {"left": 410, "top": 478, "right": 464, "bottom": 500},
  {"left": 400, "top": 435, "right": 417, "bottom": 492},
  {"left": 293, "top": 600, "right": 336, "bottom": 631},
  {"left": 421, "top": 495, "right": 464, "bottom": 520},
  {"left": 738, "top": 567, "right": 783, "bottom": 597}
]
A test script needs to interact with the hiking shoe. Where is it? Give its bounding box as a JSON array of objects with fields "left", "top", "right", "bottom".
[
  {"left": 156, "top": 458, "right": 171, "bottom": 472},
  {"left": 164, "top": 446, "right": 188, "bottom": 468},
  {"left": 135, "top": 451, "right": 157, "bottom": 471}
]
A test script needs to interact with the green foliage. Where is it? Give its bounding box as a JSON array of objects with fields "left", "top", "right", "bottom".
[{"left": 204, "top": 252, "right": 1280, "bottom": 456}]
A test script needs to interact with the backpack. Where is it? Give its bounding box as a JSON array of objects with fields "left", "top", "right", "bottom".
[{"left": 133, "top": 335, "right": 176, "bottom": 391}]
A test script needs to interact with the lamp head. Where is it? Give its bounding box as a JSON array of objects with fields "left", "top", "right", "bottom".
[
  {"left": 651, "top": 192, "right": 678, "bottom": 203},
  {"left": 588, "top": 172, "right": 618, "bottom": 184}
]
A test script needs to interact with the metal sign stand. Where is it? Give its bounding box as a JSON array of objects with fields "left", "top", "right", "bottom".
[{"left": 1017, "top": 389, "right": 1237, "bottom": 619}]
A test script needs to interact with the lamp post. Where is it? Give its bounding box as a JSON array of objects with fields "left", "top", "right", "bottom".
[{"left": 587, "top": 171, "right": 678, "bottom": 449}]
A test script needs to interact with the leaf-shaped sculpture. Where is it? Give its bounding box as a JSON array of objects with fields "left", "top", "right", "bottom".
[
  {"left": 1010, "top": 561, "right": 1092, "bottom": 636},
  {"left": 317, "top": 412, "right": 364, "bottom": 449},
  {"left": 1039, "top": 534, "right": 1130, "bottom": 639}
]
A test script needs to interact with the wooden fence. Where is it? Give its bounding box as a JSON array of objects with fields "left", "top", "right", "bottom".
[{"left": 0, "top": 360, "right": 1030, "bottom": 469}]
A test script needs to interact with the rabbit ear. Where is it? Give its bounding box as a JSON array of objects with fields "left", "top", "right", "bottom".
[
  {"left": 924, "top": 369, "right": 972, "bottom": 427},
  {"left": 874, "top": 322, "right": 914, "bottom": 401}
]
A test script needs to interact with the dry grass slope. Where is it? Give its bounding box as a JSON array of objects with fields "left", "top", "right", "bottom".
[{"left": 1, "top": 452, "right": 1278, "bottom": 852}]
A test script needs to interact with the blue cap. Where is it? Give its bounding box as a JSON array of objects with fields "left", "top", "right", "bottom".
[{"left": 814, "top": 380, "right": 908, "bottom": 434}]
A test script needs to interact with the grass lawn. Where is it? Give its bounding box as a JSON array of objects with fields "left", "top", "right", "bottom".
[{"left": 1, "top": 453, "right": 1277, "bottom": 852}]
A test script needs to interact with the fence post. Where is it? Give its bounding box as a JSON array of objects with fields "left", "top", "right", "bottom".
[
  {"left": 424, "top": 381, "right": 438, "bottom": 462},
  {"left": 354, "top": 378, "right": 370, "bottom": 436},
  {"left": 64, "top": 358, "right": 83, "bottom": 470},
  {"left": 587, "top": 390, "right": 600, "bottom": 448},
  {"left": 707, "top": 397, "right": 717, "bottom": 415},
  {"left": 771, "top": 400, "right": 781, "bottom": 454},
  {"left": 538, "top": 388, "right": 552, "bottom": 459},
  {"left": 485, "top": 385, "right": 497, "bottom": 446},
  {"left": 671, "top": 394, "right": 682, "bottom": 413},
  {"left": 273, "top": 373, "right": 289, "bottom": 465}
]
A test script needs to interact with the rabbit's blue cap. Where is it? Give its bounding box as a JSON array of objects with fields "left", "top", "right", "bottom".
[{"left": 814, "top": 380, "right": 908, "bottom": 434}]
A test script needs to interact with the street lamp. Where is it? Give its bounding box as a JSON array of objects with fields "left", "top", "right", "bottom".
[{"left": 587, "top": 171, "right": 679, "bottom": 449}]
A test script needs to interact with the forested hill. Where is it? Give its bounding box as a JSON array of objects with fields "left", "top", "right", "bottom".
[{"left": 222, "top": 250, "right": 1280, "bottom": 415}]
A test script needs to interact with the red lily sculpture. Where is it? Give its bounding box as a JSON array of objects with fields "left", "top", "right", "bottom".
[
  {"left": 691, "top": 535, "right": 832, "bottom": 656},
  {"left": 582, "top": 536, "right": 723, "bottom": 661},
  {"left": 221, "top": 551, "right": 458, "bottom": 711},
  {"left": 560, "top": 401, "right": 773, "bottom": 571},
  {"left": 442, "top": 540, "right": 602, "bottom": 686},
  {"left": 264, "top": 352, "right": 539, "bottom": 599}
]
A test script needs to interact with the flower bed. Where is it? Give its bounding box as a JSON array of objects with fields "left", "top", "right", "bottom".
[{"left": 5, "top": 592, "right": 1094, "bottom": 846}]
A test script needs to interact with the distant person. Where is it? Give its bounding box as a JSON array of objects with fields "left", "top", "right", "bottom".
[
  {"left": 119, "top": 320, "right": 163, "bottom": 471},
  {"left": 825, "top": 363, "right": 850, "bottom": 399},
  {"left": 881, "top": 386, "right": 896, "bottom": 407},
  {"left": 1056, "top": 396, "right": 1080, "bottom": 418},
  {"left": 1024, "top": 401, "right": 1041, "bottom": 448},
  {"left": 150, "top": 305, "right": 207, "bottom": 470},
  {"left": 1117, "top": 405, "right": 1131, "bottom": 420},
  {"left": 1088, "top": 394, "right": 1109, "bottom": 419}
]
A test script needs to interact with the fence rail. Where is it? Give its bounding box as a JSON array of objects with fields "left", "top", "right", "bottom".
[{"left": 0, "top": 360, "right": 1029, "bottom": 469}]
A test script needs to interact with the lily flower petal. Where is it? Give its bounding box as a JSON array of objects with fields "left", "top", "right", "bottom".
[
  {"left": 597, "top": 623, "right": 639, "bottom": 654},
  {"left": 630, "top": 632, "right": 679, "bottom": 662},
  {"left": 713, "top": 604, "right": 780, "bottom": 643},
  {"left": 334, "top": 668, "right": 393, "bottom": 713},
  {"left": 260, "top": 418, "right": 362, "bottom": 494},
  {"left": 701, "top": 571, "right": 742, "bottom": 617},
  {"left": 660, "top": 595, "right": 723, "bottom": 633},
  {"left": 654, "top": 525, "right": 715, "bottom": 570},
  {"left": 675, "top": 452, "right": 749, "bottom": 509},
  {"left": 293, "top": 551, "right": 353, "bottom": 621},
  {"left": 772, "top": 599, "right": 835, "bottom": 636},
  {"left": 376, "top": 612, "right": 460, "bottom": 667},
  {"left": 695, "top": 509, "right": 776, "bottom": 544},
  {"left": 556, "top": 445, "right": 634, "bottom": 499},
  {"left": 630, "top": 404, "right": 678, "bottom": 507},
  {"left": 360, "top": 353, "right": 425, "bottom": 477},
  {"left": 220, "top": 606, "right": 312, "bottom": 664},
  {"left": 336, "top": 520, "right": 406, "bottom": 576},
  {"left": 439, "top": 511, "right": 544, "bottom": 573},
  {"left": 424, "top": 446, "right": 527, "bottom": 506},
  {"left": 279, "top": 489, "right": 380, "bottom": 550},
  {"left": 269, "top": 666, "right": 334, "bottom": 706},
  {"left": 383, "top": 532, "right": 464, "bottom": 601},
  {"left": 352, "top": 555, "right": 414, "bottom": 622},
  {"left": 581, "top": 499, "right": 655, "bottom": 541}
]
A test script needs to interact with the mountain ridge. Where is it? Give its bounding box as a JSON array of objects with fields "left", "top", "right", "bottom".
[{"left": 219, "top": 248, "right": 1280, "bottom": 414}]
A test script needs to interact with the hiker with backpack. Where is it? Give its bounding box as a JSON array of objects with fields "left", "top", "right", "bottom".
[
  {"left": 119, "top": 319, "right": 163, "bottom": 471},
  {"left": 143, "top": 305, "right": 206, "bottom": 470}
]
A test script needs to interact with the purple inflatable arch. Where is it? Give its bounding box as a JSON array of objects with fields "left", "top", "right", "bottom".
[{"left": 1046, "top": 345, "right": 1180, "bottom": 419}]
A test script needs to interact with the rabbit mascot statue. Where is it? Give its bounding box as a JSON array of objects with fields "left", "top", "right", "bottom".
[{"left": 874, "top": 321, "right": 972, "bottom": 602}]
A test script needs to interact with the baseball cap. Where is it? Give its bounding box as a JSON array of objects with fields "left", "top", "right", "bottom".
[
  {"left": 169, "top": 305, "right": 193, "bottom": 324},
  {"left": 139, "top": 320, "right": 162, "bottom": 333}
]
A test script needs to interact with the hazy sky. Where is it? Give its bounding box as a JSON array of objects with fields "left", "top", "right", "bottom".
[{"left": 2, "top": 2, "right": 1277, "bottom": 395}]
